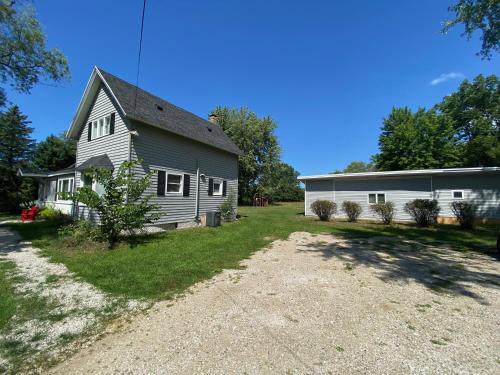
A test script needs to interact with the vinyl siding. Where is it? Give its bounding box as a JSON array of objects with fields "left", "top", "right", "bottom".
[
  {"left": 130, "top": 122, "right": 238, "bottom": 225},
  {"left": 304, "top": 180, "right": 334, "bottom": 216},
  {"left": 334, "top": 177, "right": 432, "bottom": 221},
  {"left": 74, "top": 85, "right": 130, "bottom": 220},
  {"left": 304, "top": 173, "right": 500, "bottom": 221},
  {"left": 434, "top": 174, "right": 500, "bottom": 218}
]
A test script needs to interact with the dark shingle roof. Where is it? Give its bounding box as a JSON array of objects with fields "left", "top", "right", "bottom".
[
  {"left": 76, "top": 155, "right": 113, "bottom": 171},
  {"left": 98, "top": 68, "right": 242, "bottom": 156}
]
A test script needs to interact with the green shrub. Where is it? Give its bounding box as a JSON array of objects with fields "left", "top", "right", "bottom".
[
  {"left": 342, "top": 201, "right": 362, "bottom": 222},
  {"left": 60, "top": 160, "right": 159, "bottom": 246},
  {"left": 38, "top": 206, "right": 73, "bottom": 225},
  {"left": 310, "top": 200, "right": 337, "bottom": 221},
  {"left": 58, "top": 220, "right": 103, "bottom": 246},
  {"left": 370, "top": 201, "right": 395, "bottom": 225},
  {"left": 404, "top": 199, "right": 440, "bottom": 227},
  {"left": 450, "top": 201, "right": 476, "bottom": 229},
  {"left": 219, "top": 194, "right": 236, "bottom": 222}
]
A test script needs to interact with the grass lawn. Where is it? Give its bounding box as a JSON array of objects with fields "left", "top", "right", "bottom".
[
  {"left": 5, "top": 203, "right": 499, "bottom": 301},
  {"left": 0, "top": 261, "right": 17, "bottom": 330}
]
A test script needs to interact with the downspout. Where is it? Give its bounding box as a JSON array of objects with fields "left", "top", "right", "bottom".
[{"left": 195, "top": 160, "right": 200, "bottom": 221}]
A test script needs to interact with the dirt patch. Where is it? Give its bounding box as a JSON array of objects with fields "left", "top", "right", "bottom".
[{"left": 48, "top": 231, "right": 500, "bottom": 374}]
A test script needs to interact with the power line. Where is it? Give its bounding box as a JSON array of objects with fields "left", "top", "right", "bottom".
[{"left": 133, "top": 0, "right": 147, "bottom": 115}]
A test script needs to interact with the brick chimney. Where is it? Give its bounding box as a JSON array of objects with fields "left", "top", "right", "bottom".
[{"left": 208, "top": 113, "right": 218, "bottom": 124}]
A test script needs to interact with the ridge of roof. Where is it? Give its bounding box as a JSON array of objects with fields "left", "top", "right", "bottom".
[{"left": 96, "top": 67, "right": 243, "bottom": 156}]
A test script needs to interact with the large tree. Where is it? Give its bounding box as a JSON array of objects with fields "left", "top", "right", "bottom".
[
  {"left": 0, "top": 0, "right": 69, "bottom": 106},
  {"left": 32, "top": 133, "right": 76, "bottom": 171},
  {"left": 442, "top": 0, "right": 499, "bottom": 59},
  {"left": 373, "top": 107, "right": 461, "bottom": 171},
  {"left": 211, "top": 106, "right": 281, "bottom": 204},
  {"left": 332, "top": 160, "right": 376, "bottom": 174},
  {"left": 437, "top": 74, "right": 500, "bottom": 166},
  {"left": 260, "top": 162, "right": 303, "bottom": 202},
  {"left": 0, "top": 105, "right": 36, "bottom": 212}
]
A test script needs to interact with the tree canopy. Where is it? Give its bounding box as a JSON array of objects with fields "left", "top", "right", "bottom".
[
  {"left": 211, "top": 106, "right": 281, "bottom": 204},
  {"left": 32, "top": 133, "right": 76, "bottom": 171},
  {"left": 259, "top": 162, "right": 303, "bottom": 202},
  {"left": 0, "top": 0, "right": 69, "bottom": 106},
  {"left": 373, "top": 107, "right": 460, "bottom": 171},
  {"left": 373, "top": 74, "right": 499, "bottom": 171},
  {"left": 0, "top": 105, "right": 36, "bottom": 212},
  {"left": 332, "top": 160, "right": 376, "bottom": 174},
  {"left": 443, "top": 0, "right": 499, "bottom": 59},
  {"left": 437, "top": 74, "right": 499, "bottom": 167}
]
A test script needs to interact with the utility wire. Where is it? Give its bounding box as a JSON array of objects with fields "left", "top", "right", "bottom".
[{"left": 133, "top": 0, "right": 147, "bottom": 115}]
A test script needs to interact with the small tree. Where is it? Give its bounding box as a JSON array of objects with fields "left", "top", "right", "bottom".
[
  {"left": 450, "top": 201, "right": 477, "bottom": 229},
  {"left": 61, "top": 160, "right": 159, "bottom": 246},
  {"left": 370, "top": 201, "right": 395, "bottom": 225},
  {"left": 310, "top": 200, "right": 337, "bottom": 221},
  {"left": 404, "top": 199, "right": 441, "bottom": 227},
  {"left": 219, "top": 193, "right": 236, "bottom": 222},
  {"left": 342, "top": 201, "right": 362, "bottom": 222}
]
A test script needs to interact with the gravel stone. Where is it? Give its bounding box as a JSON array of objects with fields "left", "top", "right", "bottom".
[{"left": 49, "top": 232, "right": 500, "bottom": 374}]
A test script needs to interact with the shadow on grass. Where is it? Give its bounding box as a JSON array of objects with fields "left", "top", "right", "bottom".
[{"left": 297, "top": 236, "right": 500, "bottom": 304}]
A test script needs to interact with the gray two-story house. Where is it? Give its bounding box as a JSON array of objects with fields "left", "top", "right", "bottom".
[{"left": 22, "top": 67, "right": 242, "bottom": 227}]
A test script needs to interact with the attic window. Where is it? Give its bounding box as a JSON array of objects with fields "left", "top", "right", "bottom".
[
  {"left": 206, "top": 126, "right": 212, "bottom": 132},
  {"left": 156, "top": 105, "right": 164, "bottom": 111}
]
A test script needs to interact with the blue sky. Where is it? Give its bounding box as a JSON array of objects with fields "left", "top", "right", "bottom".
[{"left": 5, "top": 0, "right": 499, "bottom": 175}]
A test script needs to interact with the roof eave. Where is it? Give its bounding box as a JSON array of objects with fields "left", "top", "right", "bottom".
[
  {"left": 298, "top": 167, "right": 500, "bottom": 181},
  {"left": 66, "top": 67, "right": 126, "bottom": 139}
]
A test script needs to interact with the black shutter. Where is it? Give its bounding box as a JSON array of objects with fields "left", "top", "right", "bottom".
[
  {"left": 87, "top": 122, "right": 92, "bottom": 141},
  {"left": 208, "top": 178, "right": 213, "bottom": 196},
  {"left": 183, "top": 174, "right": 190, "bottom": 197},
  {"left": 222, "top": 180, "right": 227, "bottom": 196},
  {"left": 157, "top": 171, "right": 166, "bottom": 196},
  {"left": 110, "top": 113, "right": 115, "bottom": 135}
]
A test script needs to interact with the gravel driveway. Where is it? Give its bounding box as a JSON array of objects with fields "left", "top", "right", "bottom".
[{"left": 51, "top": 232, "right": 500, "bottom": 374}]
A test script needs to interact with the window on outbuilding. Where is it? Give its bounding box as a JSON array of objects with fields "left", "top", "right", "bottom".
[
  {"left": 452, "top": 190, "right": 464, "bottom": 199},
  {"left": 368, "top": 193, "right": 385, "bottom": 204}
]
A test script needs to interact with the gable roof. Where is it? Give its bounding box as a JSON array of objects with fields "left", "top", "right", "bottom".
[
  {"left": 67, "top": 67, "right": 242, "bottom": 156},
  {"left": 298, "top": 167, "right": 500, "bottom": 181}
]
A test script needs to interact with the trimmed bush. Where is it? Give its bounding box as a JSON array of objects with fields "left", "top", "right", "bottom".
[
  {"left": 342, "top": 201, "right": 362, "bottom": 222},
  {"left": 370, "top": 201, "right": 395, "bottom": 225},
  {"left": 404, "top": 199, "right": 440, "bottom": 227},
  {"left": 450, "top": 201, "right": 476, "bottom": 229},
  {"left": 310, "top": 200, "right": 337, "bottom": 221},
  {"left": 38, "top": 206, "right": 73, "bottom": 225}
]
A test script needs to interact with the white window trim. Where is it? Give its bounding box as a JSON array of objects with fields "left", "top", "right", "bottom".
[
  {"left": 90, "top": 114, "right": 111, "bottom": 140},
  {"left": 212, "top": 180, "right": 223, "bottom": 196},
  {"left": 57, "top": 177, "right": 74, "bottom": 201},
  {"left": 367, "top": 192, "right": 386, "bottom": 204},
  {"left": 452, "top": 190, "right": 465, "bottom": 200},
  {"left": 165, "top": 172, "right": 184, "bottom": 195}
]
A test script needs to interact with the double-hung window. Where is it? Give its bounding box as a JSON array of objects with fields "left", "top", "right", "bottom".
[
  {"left": 166, "top": 173, "right": 183, "bottom": 194},
  {"left": 91, "top": 114, "right": 111, "bottom": 140},
  {"left": 368, "top": 193, "right": 385, "bottom": 204},
  {"left": 213, "top": 180, "right": 223, "bottom": 195},
  {"left": 57, "top": 177, "right": 74, "bottom": 200}
]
